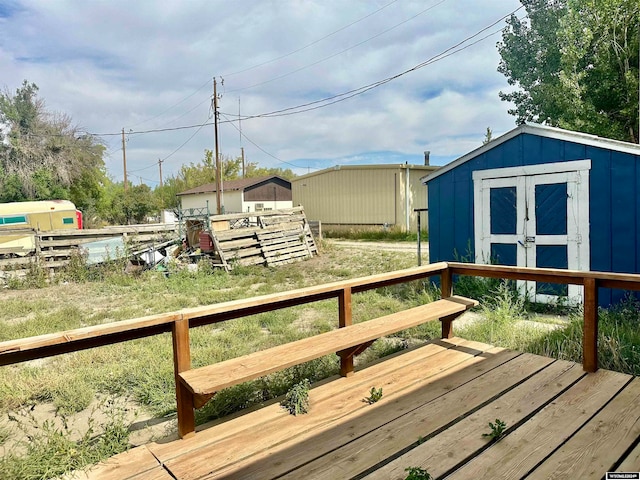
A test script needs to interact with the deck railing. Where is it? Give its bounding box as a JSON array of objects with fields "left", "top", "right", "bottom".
[{"left": 2, "top": 262, "right": 640, "bottom": 431}]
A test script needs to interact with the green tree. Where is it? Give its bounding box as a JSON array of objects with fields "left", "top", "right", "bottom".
[
  {"left": 104, "top": 182, "right": 157, "bottom": 225},
  {"left": 498, "top": 0, "right": 639, "bottom": 143},
  {"left": 0, "top": 80, "right": 107, "bottom": 203},
  {"left": 245, "top": 162, "right": 296, "bottom": 180}
]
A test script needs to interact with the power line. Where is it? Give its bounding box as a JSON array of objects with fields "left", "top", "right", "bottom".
[
  {"left": 86, "top": 7, "right": 523, "bottom": 138},
  {"left": 229, "top": 8, "right": 524, "bottom": 120},
  {"left": 220, "top": 112, "right": 310, "bottom": 170},
  {"left": 114, "top": 1, "right": 403, "bottom": 132},
  {"left": 126, "top": 78, "right": 211, "bottom": 130},
  {"left": 127, "top": 115, "right": 212, "bottom": 174},
  {"left": 222, "top": 0, "right": 401, "bottom": 78},
  {"left": 226, "top": 0, "right": 450, "bottom": 93}
]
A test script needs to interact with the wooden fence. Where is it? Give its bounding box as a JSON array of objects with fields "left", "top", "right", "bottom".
[
  {"left": 1, "top": 262, "right": 640, "bottom": 435},
  {"left": 0, "top": 224, "right": 178, "bottom": 280}
]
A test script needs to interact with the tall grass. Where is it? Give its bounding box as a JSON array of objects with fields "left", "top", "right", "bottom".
[
  {"left": 526, "top": 296, "right": 640, "bottom": 375},
  {"left": 323, "top": 226, "right": 427, "bottom": 242},
  {"left": 0, "top": 398, "right": 131, "bottom": 480}
]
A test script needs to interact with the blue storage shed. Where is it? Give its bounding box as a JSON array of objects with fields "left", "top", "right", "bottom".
[{"left": 422, "top": 123, "right": 640, "bottom": 306}]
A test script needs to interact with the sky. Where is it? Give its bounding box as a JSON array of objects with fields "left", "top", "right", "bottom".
[{"left": 0, "top": 0, "right": 525, "bottom": 186}]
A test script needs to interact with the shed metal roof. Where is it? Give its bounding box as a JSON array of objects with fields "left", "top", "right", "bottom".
[
  {"left": 177, "top": 176, "right": 290, "bottom": 196},
  {"left": 421, "top": 123, "right": 640, "bottom": 184}
]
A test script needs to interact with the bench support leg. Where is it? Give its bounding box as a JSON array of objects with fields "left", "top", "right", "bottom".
[
  {"left": 440, "top": 313, "right": 458, "bottom": 339},
  {"left": 338, "top": 287, "right": 353, "bottom": 376},
  {"left": 338, "top": 341, "right": 374, "bottom": 377},
  {"left": 172, "top": 317, "right": 195, "bottom": 439},
  {"left": 583, "top": 277, "right": 599, "bottom": 373}
]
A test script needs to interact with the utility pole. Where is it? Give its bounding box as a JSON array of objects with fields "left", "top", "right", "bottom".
[
  {"left": 158, "top": 158, "right": 164, "bottom": 223},
  {"left": 121, "top": 128, "right": 128, "bottom": 192},
  {"left": 241, "top": 147, "right": 245, "bottom": 178},
  {"left": 214, "top": 78, "right": 222, "bottom": 214}
]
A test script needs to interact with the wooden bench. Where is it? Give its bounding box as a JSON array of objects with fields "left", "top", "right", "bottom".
[{"left": 176, "top": 295, "right": 478, "bottom": 438}]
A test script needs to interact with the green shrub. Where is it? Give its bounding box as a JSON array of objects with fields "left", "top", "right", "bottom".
[{"left": 280, "top": 379, "right": 311, "bottom": 416}]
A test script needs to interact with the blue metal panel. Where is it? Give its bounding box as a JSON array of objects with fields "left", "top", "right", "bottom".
[
  {"left": 496, "top": 135, "right": 521, "bottom": 168},
  {"left": 428, "top": 179, "right": 441, "bottom": 262},
  {"left": 540, "top": 137, "right": 564, "bottom": 165},
  {"left": 536, "top": 245, "right": 569, "bottom": 296},
  {"left": 522, "top": 134, "right": 543, "bottom": 166},
  {"left": 439, "top": 178, "right": 456, "bottom": 261},
  {"left": 563, "top": 141, "right": 587, "bottom": 161},
  {"left": 454, "top": 162, "right": 474, "bottom": 258},
  {"left": 490, "top": 187, "right": 517, "bottom": 234},
  {"left": 490, "top": 243, "right": 517, "bottom": 266},
  {"left": 611, "top": 151, "right": 636, "bottom": 273},
  {"left": 535, "top": 183, "right": 567, "bottom": 235},
  {"left": 610, "top": 151, "right": 637, "bottom": 305},
  {"left": 587, "top": 146, "right": 613, "bottom": 305}
]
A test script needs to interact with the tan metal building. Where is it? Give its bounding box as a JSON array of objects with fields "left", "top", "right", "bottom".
[{"left": 291, "top": 164, "right": 438, "bottom": 232}]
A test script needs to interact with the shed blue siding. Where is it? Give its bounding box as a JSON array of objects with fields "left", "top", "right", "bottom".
[{"left": 428, "top": 130, "right": 640, "bottom": 306}]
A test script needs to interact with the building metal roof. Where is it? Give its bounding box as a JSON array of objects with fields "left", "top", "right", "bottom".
[
  {"left": 177, "top": 176, "right": 290, "bottom": 196},
  {"left": 421, "top": 123, "right": 640, "bottom": 184},
  {"left": 292, "top": 164, "right": 439, "bottom": 182}
]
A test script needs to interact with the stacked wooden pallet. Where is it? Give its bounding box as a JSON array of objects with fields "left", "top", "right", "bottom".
[{"left": 208, "top": 208, "right": 317, "bottom": 269}]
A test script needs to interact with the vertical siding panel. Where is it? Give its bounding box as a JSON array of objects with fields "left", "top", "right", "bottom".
[
  {"left": 540, "top": 137, "right": 564, "bottom": 164},
  {"left": 439, "top": 177, "right": 456, "bottom": 260},
  {"left": 637, "top": 155, "right": 640, "bottom": 278},
  {"left": 497, "top": 135, "right": 520, "bottom": 168},
  {"left": 454, "top": 162, "right": 473, "bottom": 259},
  {"left": 564, "top": 141, "right": 587, "bottom": 161},
  {"left": 610, "top": 152, "right": 636, "bottom": 304},
  {"left": 428, "top": 179, "right": 441, "bottom": 262},
  {"left": 522, "top": 134, "right": 542, "bottom": 166},
  {"left": 588, "top": 146, "right": 612, "bottom": 305}
]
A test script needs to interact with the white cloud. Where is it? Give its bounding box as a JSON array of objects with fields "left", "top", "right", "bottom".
[{"left": 0, "top": 0, "right": 524, "bottom": 183}]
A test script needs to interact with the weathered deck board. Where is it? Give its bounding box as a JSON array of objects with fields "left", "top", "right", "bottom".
[
  {"left": 149, "top": 339, "right": 451, "bottom": 463},
  {"left": 68, "top": 445, "right": 163, "bottom": 480},
  {"left": 618, "top": 441, "right": 640, "bottom": 471},
  {"left": 527, "top": 377, "right": 640, "bottom": 479},
  {"left": 410, "top": 368, "right": 626, "bottom": 479},
  {"left": 162, "top": 338, "right": 497, "bottom": 479},
  {"left": 198, "top": 346, "right": 517, "bottom": 480},
  {"left": 80, "top": 338, "right": 640, "bottom": 480},
  {"left": 277, "top": 352, "right": 555, "bottom": 480},
  {"left": 430, "top": 369, "right": 629, "bottom": 480}
]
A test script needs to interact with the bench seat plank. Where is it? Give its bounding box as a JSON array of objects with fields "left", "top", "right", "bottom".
[{"left": 179, "top": 296, "right": 477, "bottom": 403}]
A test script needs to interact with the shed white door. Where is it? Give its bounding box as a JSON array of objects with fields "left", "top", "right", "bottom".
[{"left": 473, "top": 161, "right": 591, "bottom": 303}]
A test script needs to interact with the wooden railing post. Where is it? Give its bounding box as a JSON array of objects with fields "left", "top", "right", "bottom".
[
  {"left": 338, "top": 287, "right": 354, "bottom": 377},
  {"left": 172, "top": 316, "right": 195, "bottom": 438},
  {"left": 440, "top": 267, "right": 455, "bottom": 338},
  {"left": 583, "top": 277, "right": 599, "bottom": 373}
]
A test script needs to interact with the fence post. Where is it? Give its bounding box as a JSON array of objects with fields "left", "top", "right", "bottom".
[
  {"left": 338, "top": 287, "right": 354, "bottom": 376},
  {"left": 583, "top": 277, "right": 599, "bottom": 373},
  {"left": 172, "top": 316, "right": 195, "bottom": 438},
  {"left": 440, "top": 267, "right": 456, "bottom": 338}
]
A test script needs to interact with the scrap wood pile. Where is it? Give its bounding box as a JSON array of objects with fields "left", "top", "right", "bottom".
[{"left": 196, "top": 207, "right": 318, "bottom": 270}]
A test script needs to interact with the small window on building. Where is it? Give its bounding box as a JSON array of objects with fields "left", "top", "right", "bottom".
[
  {"left": 0, "top": 215, "right": 27, "bottom": 225},
  {"left": 255, "top": 203, "right": 264, "bottom": 212},
  {"left": 62, "top": 217, "right": 74, "bottom": 225},
  {"left": 263, "top": 207, "right": 273, "bottom": 211}
]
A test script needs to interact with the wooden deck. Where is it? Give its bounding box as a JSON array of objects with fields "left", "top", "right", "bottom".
[{"left": 75, "top": 337, "right": 640, "bottom": 479}]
